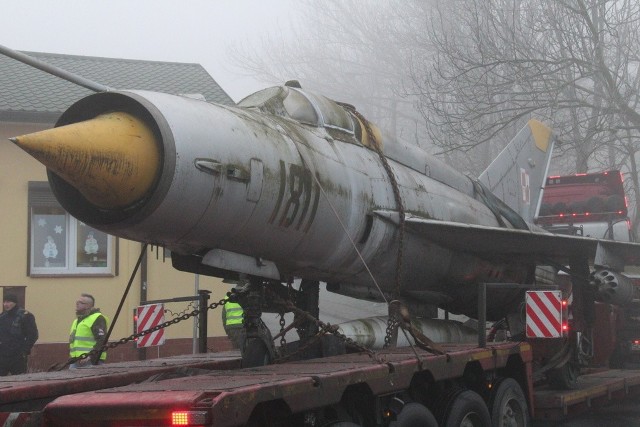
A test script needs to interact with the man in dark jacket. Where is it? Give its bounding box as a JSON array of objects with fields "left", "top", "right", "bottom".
[{"left": 0, "top": 293, "right": 38, "bottom": 375}]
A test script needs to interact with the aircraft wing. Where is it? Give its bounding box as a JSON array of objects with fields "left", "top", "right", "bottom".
[{"left": 375, "top": 211, "right": 640, "bottom": 268}]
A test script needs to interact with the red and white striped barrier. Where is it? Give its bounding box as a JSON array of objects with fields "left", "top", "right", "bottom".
[
  {"left": 0, "top": 412, "right": 40, "bottom": 427},
  {"left": 136, "top": 303, "right": 166, "bottom": 348},
  {"left": 526, "top": 290, "right": 563, "bottom": 338}
]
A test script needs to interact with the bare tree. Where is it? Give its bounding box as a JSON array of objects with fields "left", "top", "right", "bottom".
[
  {"left": 416, "top": 0, "right": 640, "bottom": 173},
  {"left": 228, "top": 1, "right": 439, "bottom": 152}
]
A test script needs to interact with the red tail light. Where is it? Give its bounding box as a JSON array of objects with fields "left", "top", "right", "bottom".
[
  {"left": 171, "top": 410, "right": 209, "bottom": 426},
  {"left": 172, "top": 412, "right": 189, "bottom": 425}
]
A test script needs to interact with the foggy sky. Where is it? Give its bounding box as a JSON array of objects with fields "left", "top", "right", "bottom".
[{"left": 0, "top": 0, "right": 299, "bottom": 102}]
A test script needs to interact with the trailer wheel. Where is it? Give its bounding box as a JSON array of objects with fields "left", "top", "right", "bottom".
[
  {"left": 489, "top": 378, "right": 530, "bottom": 427},
  {"left": 394, "top": 402, "right": 438, "bottom": 427},
  {"left": 547, "top": 361, "right": 579, "bottom": 390},
  {"left": 242, "top": 337, "right": 271, "bottom": 367},
  {"left": 442, "top": 390, "right": 491, "bottom": 427}
]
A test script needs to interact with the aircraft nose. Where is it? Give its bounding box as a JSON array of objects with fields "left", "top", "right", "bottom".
[{"left": 9, "top": 111, "right": 161, "bottom": 209}]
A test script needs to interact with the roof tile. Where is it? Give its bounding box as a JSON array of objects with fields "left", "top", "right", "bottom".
[{"left": 0, "top": 50, "right": 235, "bottom": 120}]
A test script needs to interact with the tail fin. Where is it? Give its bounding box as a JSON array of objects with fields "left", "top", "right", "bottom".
[{"left": 478, "top": 119, "right": 554, "bottom": 223}]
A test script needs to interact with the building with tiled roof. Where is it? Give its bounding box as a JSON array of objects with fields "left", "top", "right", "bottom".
[
  {"left": 0, "top": 50, "right": 234, "bottom": 123},
  {"left": 0, "top": 51, "right": 236, "bottom": 371}
]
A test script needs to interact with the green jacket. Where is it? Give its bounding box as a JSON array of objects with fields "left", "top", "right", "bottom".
[
  {"left": 222, "top": 300, "right": 243, "bottom": 329},
  {"left": 69, "top": 310, "right": 108, "bottom": 361}
]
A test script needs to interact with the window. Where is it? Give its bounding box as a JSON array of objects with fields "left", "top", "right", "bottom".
[{"left": 28, "top": 182, "right": 116, "bottom": 276}]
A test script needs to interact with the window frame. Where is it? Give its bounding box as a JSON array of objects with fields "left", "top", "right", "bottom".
[{"left": 27, "top": 181, "right": 118, "bottom": 277}]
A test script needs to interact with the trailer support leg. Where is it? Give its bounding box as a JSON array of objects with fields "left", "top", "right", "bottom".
[{"left": 479, "top": 283, "right": 487, "bottom": 348}]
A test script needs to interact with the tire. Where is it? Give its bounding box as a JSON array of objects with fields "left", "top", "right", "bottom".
[
  {"left": 442, "top": 389, "right": 491, "bottom": 427},
  {"left": 547, "top": 361, "right": 579, "bottom": 390},
  {"left": 242, "top": 337, "right": 271, "bottom": 368},
  {"left": 394, "top": 402, "right": 438, "bottom": 427},
  {"left": 489, "top": 378, "right": 530, "bottom": 427}
]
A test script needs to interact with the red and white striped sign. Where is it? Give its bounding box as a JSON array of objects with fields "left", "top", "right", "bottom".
[
  {"left": 526, "top": 290, "right": 563, "bottom": 338},
  {"left": 136, "top": 303, "right": 166, "bottom": 348},
  {"left": 0, "top": 412, "right": 38, "bottom": 426}
]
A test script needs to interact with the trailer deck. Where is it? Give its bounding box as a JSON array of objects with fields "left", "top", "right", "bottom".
[
  {"left": 533, "top": 368, "right": 640, "bottom": 421},
  {"left": 0, "top": 351, "right": 241, "bottom": 414},
  {"left": 43, "top": 342, "right": 533, "bottom": 426},
  {"left": 3, "top": 341, "right": 640, "bottom": 426}
]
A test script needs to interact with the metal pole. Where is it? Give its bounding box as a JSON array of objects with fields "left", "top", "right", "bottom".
[
  {"left": 198, "top": 290, "right": 211, "bottom": 353},
  {"left": 138, "top": 243, "right": 148, "bottom": 361},
  {"left": 0, "top": 44, "right": 113, "bottom": 92},
  {"left": 97, "top": 244, "right": 147, "bottom": 363},
  {"left": 193, "top": 274, "right": 200, "bottom": 354},
  {"left": 478, "top": 283, "right": 487, "bottom": 348}
]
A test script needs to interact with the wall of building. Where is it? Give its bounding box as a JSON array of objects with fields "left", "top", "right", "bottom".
[{"left": 1, "top": 121, "right": 233, "bottom": 369}]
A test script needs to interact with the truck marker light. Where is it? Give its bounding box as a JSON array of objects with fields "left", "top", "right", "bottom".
[
  {"left": 133, "top": 312, "right": 139, "bottom": 343},
  {"left": 171, "top": 410, "right": 209, "bottom": 426}
]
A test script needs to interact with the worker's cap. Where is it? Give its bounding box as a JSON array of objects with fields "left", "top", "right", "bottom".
[{"left": 3, "top": 294, "right": 18, "bottom": 304}]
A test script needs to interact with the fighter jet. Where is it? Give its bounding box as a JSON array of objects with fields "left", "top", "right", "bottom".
[{"left": 7, "top": 45, "right": 640, "bottom": 367}]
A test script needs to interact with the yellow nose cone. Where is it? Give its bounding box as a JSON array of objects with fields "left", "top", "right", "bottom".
[{"left": 10, "top": 112, "right": 161, "bottom": 209}]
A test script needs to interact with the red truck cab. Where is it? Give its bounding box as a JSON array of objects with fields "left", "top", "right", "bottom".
[{"left": 535, "top": 170, "right": 633, "bottom": 242}]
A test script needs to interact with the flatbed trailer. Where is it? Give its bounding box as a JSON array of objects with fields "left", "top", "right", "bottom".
[
  {"left": 2, "top": 340, "right": 639, "bottom": 426},
  {"left": 34, "top": 342, "right": 640, "bottom": 427},
  {"left": 44, "top": 342, "right": 533, "bottom": 426},
  {"left": 0, "top": 352, "right": 241, "bottom": 426}
]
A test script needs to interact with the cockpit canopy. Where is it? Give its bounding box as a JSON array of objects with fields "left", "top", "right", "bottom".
[{"left": 237, "top": 85, "right": 355, "bottom": 135}]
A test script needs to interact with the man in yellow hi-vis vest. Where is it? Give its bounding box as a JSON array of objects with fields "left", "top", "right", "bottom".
[
  {"left": 222, "top": 297, "right": 245, "bottom": 350},
  {"left": 69, "top": 293, "right": 108, "bottom": 368}
]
